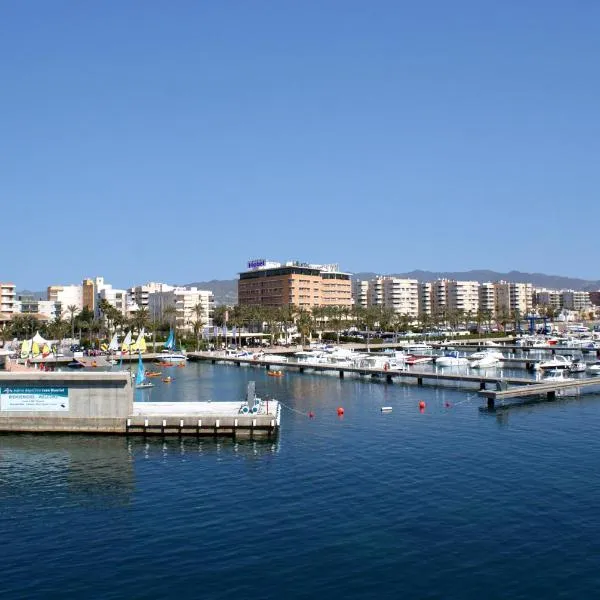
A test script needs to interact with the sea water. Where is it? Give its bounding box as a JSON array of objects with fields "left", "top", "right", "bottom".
[{"left": 1, "top": 361, "right": 600, "bottom": 599}]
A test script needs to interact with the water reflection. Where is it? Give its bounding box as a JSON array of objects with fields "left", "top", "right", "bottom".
[
  {"left": 127, "top": 436, "right": 280, "bottom": 460},
  {"left": 0, "top": 435, "right": 134, "bottom": 507}
]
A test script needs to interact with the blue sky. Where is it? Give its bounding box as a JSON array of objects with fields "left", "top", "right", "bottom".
[{"left": 2, "top": 1, "right": 599, "bottom": 289}]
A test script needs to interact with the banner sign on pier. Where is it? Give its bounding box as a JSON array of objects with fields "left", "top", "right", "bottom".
[{"left": 0, "top": 387, "right": 69, "bottom": 412}]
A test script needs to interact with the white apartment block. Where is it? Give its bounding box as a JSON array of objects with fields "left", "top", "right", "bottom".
[
  {"left": 98, "top": 285, "right": 129, "bottom": 316},
  {"left": 352, "top": 280, "right": 369, "bottom": 308},
  {"left": 0, "top": 282, "right": 16, "bottom": 315},
  {"left": 479, "top": 282, "right": 496, "bottom": 315},
  {"left": 418, "top": 282, "right": 432, "bottom": 316},
  {"left": 534, "top": 288, "right": 562, "bottom": 309},
  {"left": 509, "top": 282, "right": 533, "bottom": 314},
  {"left": 431, "top": 279, "right": 448, "bottom": 316},
  {"left": 495, "top": 282, "right": 533, "bottom": 315},
  {"left": 47, "top": 284, "right": 83, "bottom": 318},
  {"left": 148, "top": 287, "right": 214, "bottom": 332},
  {"left": 368, "top": 277, "right": 419, "bottom": 317},
  {"left": 128, "top": 282, "right": 175, "bottom": 310},
  {"left": 447, "top": 280, "right": 480, "bottom": 315},
  {"left": 561, "top": 290, "right": 591, "bottom": 311}
]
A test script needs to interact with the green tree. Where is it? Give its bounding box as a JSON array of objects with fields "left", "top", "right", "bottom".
[
  {"left": 191, "top": 302, "right": 205, "bottom": 351},
  {"left": 66, "top": 305, "right": 78, "bottom": 341}
]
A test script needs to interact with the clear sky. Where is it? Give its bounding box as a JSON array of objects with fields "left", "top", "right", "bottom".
[{"left": 2, "top": 1, "right": 599, "bottom": 289}]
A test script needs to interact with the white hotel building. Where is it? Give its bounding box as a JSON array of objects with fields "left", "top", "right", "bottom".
[{"left": 148, "top": 287, "right": 214, "bottom": 332}]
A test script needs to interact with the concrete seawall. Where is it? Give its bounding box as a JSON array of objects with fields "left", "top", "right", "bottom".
[{"left": 0, "top": 372, "right": 132, "bottom": 433}]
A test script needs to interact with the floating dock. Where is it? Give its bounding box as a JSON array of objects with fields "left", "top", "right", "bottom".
[
  {"left": 0, "top": 372, "right": 279, "bottom": 438},
  {"left": 189, "top": 351, "right": 600, "bottom": 410}
]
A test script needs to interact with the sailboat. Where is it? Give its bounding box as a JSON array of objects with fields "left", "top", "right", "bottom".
[
  {"left": 121, "top": 331, "right": 133, "bottom": 354},
  {"left": 160, "top": 329, "right": 187, "bottom": 363},
  {"left": 135, "top": 352, "right": 154, "bottom": 389},
  {"left": 107, "top": 332, "right": 120, "bottom": 365}
]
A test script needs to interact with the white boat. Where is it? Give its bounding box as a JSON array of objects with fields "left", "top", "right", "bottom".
[
  {"left": 568, "top": 360, "right": 587, "bottom": 373},
  {"left": 543, "top": 369, "right": 579, "bottom": 395},
  {"left": 536, "top": 355, "right": 573, "bottom": 371},
  {"left": 587, "top": 363, "right": 600, "bottom": 375},
  {"left": 470, "top": 353, "right": 501, "bottom": 369},
  {"left": 435, "top": 351, "right": 469, "bottom": 367},
  {"left": 469, "top": 349, "right": 504, "bottom": 360},
  {"left": 159, "top": 329, "right": 187, "bottom": 363},
  {"left": 406, "top": 342, "right": 433, "bottom": 353},
  {"left": 357, "top": 355, "right": 403, "bottom": 370}
]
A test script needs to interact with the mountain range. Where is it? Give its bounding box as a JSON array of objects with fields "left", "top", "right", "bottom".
[{"left": 186, "top": 270, "right": 600, "bottom": 306}]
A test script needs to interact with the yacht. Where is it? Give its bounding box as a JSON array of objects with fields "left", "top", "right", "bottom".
[
  {"left": 470, "top": 352, "right": 502, "bottom": 369},
  {"left": 587, "top": 363, "right": 600, "bottom": 375},
  {"left": 435, "top": 351, "right": 469, "bottom": 367},
  {"left": 568, "top": 359, "right": 587, "bottom": 373},
  {"left": 536, "top": 355, "right": 573, "bottom": 371},
  {"left": 469, "top": 349, "right": 504, "bottom": 360}
]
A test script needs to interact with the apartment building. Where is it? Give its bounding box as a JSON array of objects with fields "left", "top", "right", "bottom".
[
  {"left": 447, "top": 280, "right": 480, "bottom": 315},
  {"left": 351, "top": 280, "right": 369, "bottom": 308},
  {"left": 128, "top": 282, "right": 175, "bottom": 310},
  {"left": 561, "top": 290, "right": 591, "bottom": 311},
  {"left": 148, "top": 287, "right": 214, "bottom": 332},
  {"left": 533, "top": 288, "right": 561, "bottom": 311},
  {"left": 478, "top": 282, "right": 496, "bottom": 316},
  {"left": 238, "top": 260, "right": 352, "bottom": 309},
  {"left": 368, "top": 277, "right": 419, "bottom": 318},
  {"left": 0, "top": 282, "right": 16, "bottom": 315},
  {"left": 47, "top": 284, "right": 83, "bottom": 318},
  {"left": 418, "top": 282, "right": 432, "bottom": 316},
  {"left": 495, "top": 282, "right": 533, "bottom": 315}
]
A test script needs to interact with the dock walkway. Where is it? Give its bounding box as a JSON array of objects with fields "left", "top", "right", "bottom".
[
  {"left": 480, "top": 378, "right": 600, "bottom": 409},
  {"left": 188, "top": 352, "right": 534, "bottom": 391}
]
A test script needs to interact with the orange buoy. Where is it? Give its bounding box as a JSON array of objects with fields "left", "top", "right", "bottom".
[
  {"left": 418, "top": 401, "right": 426, "bottom": 410},
  {"left": 337, "top": 407, "right": 345, "bottom": 416}
]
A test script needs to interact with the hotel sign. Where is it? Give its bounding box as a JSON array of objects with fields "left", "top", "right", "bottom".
[
  {"left": 0, "top": 387, "right": 69, "bottom": 412},
  {"left": 247, "top": 259, "right": 266, "bottom": 270}
]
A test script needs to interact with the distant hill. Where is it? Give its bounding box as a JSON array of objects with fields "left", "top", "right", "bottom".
[
  {"left": 187, "top": 270, "right": 600, "bottom": 306},
  {"left": 185, "top": 279, "right": 238, "bottom": 306}
]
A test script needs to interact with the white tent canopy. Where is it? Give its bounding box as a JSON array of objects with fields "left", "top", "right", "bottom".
[{"left": 32, "top": 331, "right": 49, "bottom": 345}]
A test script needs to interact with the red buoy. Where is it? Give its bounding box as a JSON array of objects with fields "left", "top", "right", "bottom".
[
  {"left": 337, "top": 407, "right": 345, "bottom": 416},
  {"left": 308, "top": 411, "right": 315, "bottom": 419},
  {"left": 418, "top": 401, "right": 426, "bottom": 410}
]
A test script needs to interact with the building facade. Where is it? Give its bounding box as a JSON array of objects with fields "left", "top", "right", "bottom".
[
  {"left": 352, "top": 280, "right": 369, "bottom": 308},
  {"left": 0, "top": 283, "right": 16, "bottom": 316},
  {"left": 446, "top": 280, "right": 480, "bottom": 315},
  {"left": 368, "top": 277, "right": 419, "bottom": 318},
  {"left": 148, "top": 287, "right": 214, "bottom": 332},
  {"left": 47, "top": 284, "right": 83, "bottom": 319},
  {"left": 238, "top": 260, "right": 352, "bottom": 309},
  {"left": 561, "top": 290, "right": 591, "bottom": 311}
]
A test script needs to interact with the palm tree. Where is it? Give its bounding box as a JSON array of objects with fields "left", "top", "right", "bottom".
[
  {"left": 132, "top": 307, "right": 150, "bottom": 334},
  {"left": 191, "top": 302, "right": 205, "bottom": 351},
  {"left": 66, "top": 305, "right": 78, "bottom": 341},
  {"left": 296, "top": 308, "right": 312, "bottom": 346}
]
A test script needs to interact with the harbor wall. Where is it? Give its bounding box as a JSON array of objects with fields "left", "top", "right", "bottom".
[{"left": 0, "top": 372, "right": 132, "bottom": 433}]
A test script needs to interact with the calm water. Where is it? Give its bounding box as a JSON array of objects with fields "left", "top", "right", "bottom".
[{"left": 2, "top": 361, "right": 600, "bottom": 599}]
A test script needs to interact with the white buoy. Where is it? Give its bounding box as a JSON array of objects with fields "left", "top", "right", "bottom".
[{"left": 381, "top": 406, "right": 393, "bottom": 412}]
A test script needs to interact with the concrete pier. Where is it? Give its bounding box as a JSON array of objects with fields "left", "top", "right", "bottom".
[
  {"left": 0, "top": 373, "right": 280, "bottom": 438},
  {"left": 0, "top": 371, "right": 132, "bottom": 433}
]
